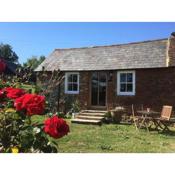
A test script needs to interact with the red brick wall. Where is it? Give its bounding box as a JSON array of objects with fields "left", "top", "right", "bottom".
[
  {"left": 37, "top": 68, "right": 175, "bottom": 112},
  {"left": 78, "top": 71, "right": 91, "bottom": 108},
  {"left": 111, "top": 68, "right": 175, "bottom": 110},
  {"left": 59, "top": 71, "right": 91, "bottom": 112},
  {"left": 59, "top": 68, "right": 175, "bottom": 111},
  {"left": 65, "top": 68, "right": 175, "bottom": 111}
]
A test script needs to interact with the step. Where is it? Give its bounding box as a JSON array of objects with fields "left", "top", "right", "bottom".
[
  {"left": 76, "top": 115, "right": 104, "bottom": 120},
  {"left": 79, "top": 112, "right": 105, "bottom": 116},
  {"left": 89, "top": 106, "right": 107, "bottom": 110},
  {"left": 71, "top": 119, "right": 102, "bottom": 125},
  {"left": 82, "top": 110, "right": 107, "bottom": 114}
]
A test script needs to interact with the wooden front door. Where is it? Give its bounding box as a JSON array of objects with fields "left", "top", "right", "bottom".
[{"left": 91, "top": 72, "right": 107, "bottom": 106}]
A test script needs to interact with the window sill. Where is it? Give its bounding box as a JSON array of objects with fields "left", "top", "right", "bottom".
[
  {"left": 117, "top": 93, "right": 135, "bottom": 96},
  {"left": 65, "top": 91, "right": 79, "bottom": 94}
]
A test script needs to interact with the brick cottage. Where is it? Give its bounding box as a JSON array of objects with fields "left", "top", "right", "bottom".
[{"left": 35, "top": 32, "right": 175, "bottom": 113}]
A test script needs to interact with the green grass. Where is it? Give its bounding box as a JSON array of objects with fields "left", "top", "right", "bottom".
[{"left": 31, "top": 115, "right": 175, "bottom": 153}]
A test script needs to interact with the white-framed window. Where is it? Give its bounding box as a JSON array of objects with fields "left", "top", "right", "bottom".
[
  {"left": 117, "top": 70, "right": 136, "bottom": 96},
  {"left": 65, "top": 72, "right": 79, "bottom": 94}
]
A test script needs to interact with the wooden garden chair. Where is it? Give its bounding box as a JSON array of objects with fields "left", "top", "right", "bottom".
[
  {"left": 130, "top": 104, "right": 143, "bottom": 130},
  {"left": 152, "top": 105, "right": 174, "bottom": 132}
]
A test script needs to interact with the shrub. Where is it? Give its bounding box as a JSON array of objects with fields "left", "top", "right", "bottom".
[
  {"left": 0, "top": 79, "right": 70, "bottom": 153},
  {"left": 104, "top": 111, "right": 112, "bottom": 124},
  {"left": 71, "top": 100, "right": 80, "bottom": 113}
]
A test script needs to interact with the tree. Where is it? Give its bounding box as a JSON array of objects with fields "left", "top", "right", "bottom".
[
  {"left": 23, "top": 56, "right": 46, "bottom": 70},
  {"left": 0, "top": 43, "right": 19, "bottom": 63}
]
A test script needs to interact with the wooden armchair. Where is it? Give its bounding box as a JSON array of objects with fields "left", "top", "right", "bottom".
[{"left": 153, "top": 105, "right": 174, "bottom": 132}]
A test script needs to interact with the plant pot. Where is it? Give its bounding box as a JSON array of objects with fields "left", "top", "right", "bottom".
[
  {"left": 110, "top": 110, "right": 123, "bottom": 123},
  {"left": 72, "top": 112, "right": 78, "bottom": 119}
]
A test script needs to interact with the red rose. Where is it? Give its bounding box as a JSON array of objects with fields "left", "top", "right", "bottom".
[
  {"left": 14, "top": 94, "right": 45, "bottom": 116},
  {"left": 4, "top": 87, "right": 25, "bottom": 99},
  {"left": 44, "top": 115, "right": 70, "bottom": 139},
  {"left": 0, "top": 59, "right": 6, "bottom": 73},
  {"left": 14, "top": 95, "right": 24, "bottom": 111}
]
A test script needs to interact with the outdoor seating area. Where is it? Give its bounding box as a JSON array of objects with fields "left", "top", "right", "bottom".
[
  {"left": 114, "top": 105, "right": 175, "bottom": 133},
  {"left": 72, "top": 104, "right": 175, "bottom": 135}
]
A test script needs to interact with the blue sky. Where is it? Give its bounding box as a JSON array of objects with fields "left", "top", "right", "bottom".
[{"left": 0, "top": 22, "right": 175, "bottom": 64}]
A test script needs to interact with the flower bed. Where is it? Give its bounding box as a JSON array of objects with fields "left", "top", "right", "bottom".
[{"left": 0, "top": 81, "right": 70, "bottom": 153}]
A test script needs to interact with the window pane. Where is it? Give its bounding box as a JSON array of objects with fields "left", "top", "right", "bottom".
[
  {"left": 120, "top": 73, "right": 126, "bottom": 82},
  {"left": 73, "top": 83, "right": 78, "bottom": 91},
  {"left": 73, "top": 75, "right": 78, "bottom": 82},
  {"left": 120, "top": 83, "right": 126, "bottom": 92},
  {"left": 127, "top": 83, "right": 133, "bottom": 92},
  {"left": 68, "top": 74, "right": 73, "bottom": 82},
  {"left": 127, "top": 73, "right": 133, "bottom": 82},
  {"left": 68, "top": 83, "right": 72, "bottom": 91},
  {"left": 99, "top": 73, "right": 106, "bottom": 83},
  {"left": 91, "top": 72, "right": 98, "bottom": 105}
]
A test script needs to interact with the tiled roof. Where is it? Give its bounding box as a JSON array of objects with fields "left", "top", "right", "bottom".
[{"left": 35, "top": 39, "right": 168, "bottom": 71}]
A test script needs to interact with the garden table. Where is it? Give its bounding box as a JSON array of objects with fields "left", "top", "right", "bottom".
[
  {"left": 136, "top": 110, "right": 160, "bottom": 131},
  {"left": 137, "top": 110, "right": 160, "bottom": 116}
]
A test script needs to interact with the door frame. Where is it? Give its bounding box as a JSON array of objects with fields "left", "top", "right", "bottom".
[{"left": 90, "top": 71, "right": 107, "bottom": 107}]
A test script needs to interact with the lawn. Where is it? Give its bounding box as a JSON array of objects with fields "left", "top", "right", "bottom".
[{"left": 31, "top": 115, "right": 175, "bottom": 153}]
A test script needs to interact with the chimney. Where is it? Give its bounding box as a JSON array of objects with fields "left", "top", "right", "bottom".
[{"left": 168, "top": 32, "right": 175, "bottom": 66}]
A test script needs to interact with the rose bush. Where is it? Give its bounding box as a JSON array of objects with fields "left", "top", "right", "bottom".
[
  {"left": 44, "top": 115, "right": 70, "bottom": 138},
  {"left": 0, "top": 79, "right": 70, "bottom": 153}
]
